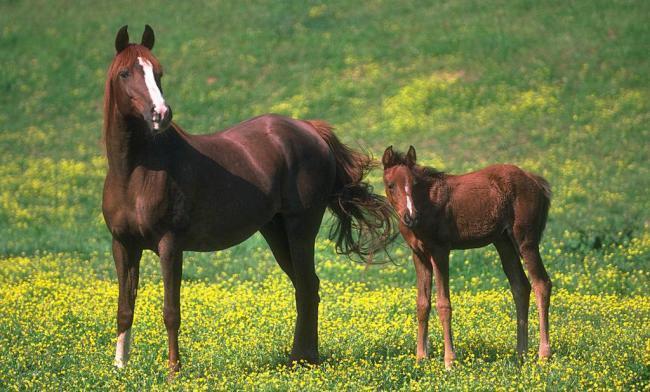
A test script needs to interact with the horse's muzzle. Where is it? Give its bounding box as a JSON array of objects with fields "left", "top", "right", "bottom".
[
  {"left": 403, "top": 212, "right": 419, "bottom": 228},
  {"left": 151, "top": 105, "right": 172, "bottom": 132}
]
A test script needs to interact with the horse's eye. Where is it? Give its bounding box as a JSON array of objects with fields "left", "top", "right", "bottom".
[
  {"left": 119, "top": 69, "right": 130, "bottom": 79},
  {"left": 387, "top": 183, "right": 395, "bottom": 191}
]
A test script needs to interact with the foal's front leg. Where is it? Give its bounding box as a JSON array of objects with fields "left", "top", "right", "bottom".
[
  {"left": 431, "top": 247, "right": 455, "bottom": 369},
  {"left": 412, "top": 249, "right": 433, "bottom": 360},
  {"left": 159, "top": 234, "right": 183, "bottom": 376}
]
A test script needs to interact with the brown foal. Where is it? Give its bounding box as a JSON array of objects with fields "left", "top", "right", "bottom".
[{"left": 382, "top": 146, "right": 552, "bottom": 368}]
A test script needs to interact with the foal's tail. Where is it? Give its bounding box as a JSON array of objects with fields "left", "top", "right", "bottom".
[
  {"left": 527, "top": 172, "right": 552, "bottom": 236},
  {"left": 306, "top": 120, "right": 396, "bottom": 260}
]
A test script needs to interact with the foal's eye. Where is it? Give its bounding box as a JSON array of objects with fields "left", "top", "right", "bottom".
[
  {"left": 387, "top": 183, "right": 395, "bottom": 191},
  {"left": 119, "top": 69, "right": 130, "bottom": 79}
]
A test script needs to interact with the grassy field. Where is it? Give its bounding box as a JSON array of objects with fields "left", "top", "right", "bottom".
[{"left": 1, "top": 0, "right": 649, "bottom": 390}]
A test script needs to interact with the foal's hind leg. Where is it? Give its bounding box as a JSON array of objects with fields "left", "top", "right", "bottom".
[
  {"left": 112, "top": 239, "right": 142, "bottom": 368},
  {"left": 495, "top": 238, "right": 531, "bottom": 359},
  {"left": 282, "top": 207, "right": 326, "bottom": 364},
  {"left": 518, "top": 240, "right": 552, "bottom": 359}
]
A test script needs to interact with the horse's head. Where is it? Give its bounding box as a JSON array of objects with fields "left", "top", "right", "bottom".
[
  {"left": 107, "top": 25, "right": 172, "bottom": 133},
  {"left": 382, "top": 145, "right": 420, "bottom": 228}
]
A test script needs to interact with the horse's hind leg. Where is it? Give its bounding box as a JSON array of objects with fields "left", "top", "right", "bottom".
[
  {"left": 282, "top": 207, "right": 325, "bottom": 364},
  {"left": 112, "top": 239, "right": 142, "bottom": 368},
  {"left": 260, "top": 215, "right": 295, "bottom": 285},
  {"left": 517, "top": 237, "right": 552, "bottom": 360},
  {"left": 495, "top": 237, "right": 531, "bottom": 359}
]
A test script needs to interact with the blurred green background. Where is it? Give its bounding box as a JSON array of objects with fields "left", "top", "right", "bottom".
[{"left": 1, "top": 0, "right": 647, "bottom": 294}]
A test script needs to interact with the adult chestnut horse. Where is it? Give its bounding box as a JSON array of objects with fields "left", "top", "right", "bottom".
[
  {"left": 102, "top": 25, "right": 394, "bottom": 374},
  {"left": 382, "top": 146, "right": 552, "bottom": 368}
]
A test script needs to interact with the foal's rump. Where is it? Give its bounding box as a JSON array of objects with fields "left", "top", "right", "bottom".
[{"left": 493, "top": 164, "right": 551, "bottom": 243}]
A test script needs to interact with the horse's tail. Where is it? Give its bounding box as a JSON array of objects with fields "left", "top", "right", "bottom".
[
  {"left": 527, "top": 172, "right": 552, "bottom": 236},
  {"left": 306, "top": 120, "right": 396, "bottom": 260}
]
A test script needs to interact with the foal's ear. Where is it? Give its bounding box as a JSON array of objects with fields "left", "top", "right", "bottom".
[
  {"left": 115, "top": 25, "right": 130, "bottom": 53},
  {"left": 406, "top": 145, "right": 417, "bottom": 166},
  {"left": 141, "top": 24, "right": 155, "bottom": 50},
  {"left": 382, "top": 146, "right": 395, "bottom": 168}
]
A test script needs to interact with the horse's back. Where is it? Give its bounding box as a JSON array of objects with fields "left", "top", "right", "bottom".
[{"left": 177, "top": 113, "right": 336, "bottom": 214}]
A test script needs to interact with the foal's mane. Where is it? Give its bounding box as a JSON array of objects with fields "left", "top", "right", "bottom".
[
  {"left": 102, "top": 45, "right": 162, "bottom": 143},
  {"left": 387, "top": 150, "right": 445, "bottom": 182}
]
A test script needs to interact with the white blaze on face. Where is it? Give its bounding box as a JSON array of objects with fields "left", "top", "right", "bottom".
[
  {"left": 405, "top": 184, "right": 414, "bottom": 215},
  {"left": 137, "top": 56, "right": 167, "bottom": 129},
  {"left": 114, "top": 328, "right": 132, "bottom": 369}
]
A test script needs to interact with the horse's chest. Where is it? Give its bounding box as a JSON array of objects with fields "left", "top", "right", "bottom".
[
  {"left": 131, "top": 192, "right": 167, "bottom": 234},
  {"left": 104, "top": 174, "right": 180, "bottom": 240}
]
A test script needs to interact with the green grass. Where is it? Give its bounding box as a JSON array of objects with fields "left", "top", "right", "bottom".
[{"left": 0, "top": 0, "right": 648, "bottom": 390}]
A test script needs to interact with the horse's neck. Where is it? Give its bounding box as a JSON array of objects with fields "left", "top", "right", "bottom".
[{"left": 105, "top": 114, "right": 151, "bottom": 180}]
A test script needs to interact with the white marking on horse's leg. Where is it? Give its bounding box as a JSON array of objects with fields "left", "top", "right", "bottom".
[
  {"left": 114, "top": 328, "right": 132, "bottom": 369},
  {"left": 137, "top": 57, "right": 167, "bottom": 125},
  {"left": 405, "top": 185, "right": 414, "bottom": 215}
]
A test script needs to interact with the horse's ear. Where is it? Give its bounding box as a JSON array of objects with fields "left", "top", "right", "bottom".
[
  {"left": 141, "top": 24, "right": 155, "bottom": 50},
  {"left": 115, "top": 25, "right": 129, "bottom": 53},
  {"left": 382, "top": 146, "right": 395, "bottom": 168},
  {"left": 406, "top": 145, "right": 417, "bottom": 166}
]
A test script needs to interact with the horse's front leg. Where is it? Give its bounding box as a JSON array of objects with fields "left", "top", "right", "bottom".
[
  {"left": 430, "top": 247, "right": 455, "bottom": 369},
  {"left": 113, "top": 238, "right": 142, "bottom": 368},
  {"left": 412, "top": 249, "right": 433, "bottom": 361},
  {"left": 159, "top": 234, "right": 183, "bottom": 377}
]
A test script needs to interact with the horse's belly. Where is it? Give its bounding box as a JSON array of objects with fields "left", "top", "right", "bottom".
[{"left": 178, "top": 195, "right": 277, "bottom": 251}]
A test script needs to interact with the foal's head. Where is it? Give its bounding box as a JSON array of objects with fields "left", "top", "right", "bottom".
[
  {"left": 105, "top": 25, "right": 172, "bottom": 133},
  {"left": 382, "top": 145, "right": 421, "bottom": 228}
]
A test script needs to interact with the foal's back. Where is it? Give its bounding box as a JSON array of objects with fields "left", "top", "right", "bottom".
[{"left": 433, "top": 164, "right": 550, "bottom": 248}]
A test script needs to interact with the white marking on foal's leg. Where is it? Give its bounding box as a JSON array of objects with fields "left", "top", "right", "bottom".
[
  {"left": 137, "top": 57, "right": 167, "bottom": 129},
  {"left": 405, "top": 185, "right": 414, "bottom": 215},
  {"left": 114, "top": 328, "right": 132, "bottom": 369}
]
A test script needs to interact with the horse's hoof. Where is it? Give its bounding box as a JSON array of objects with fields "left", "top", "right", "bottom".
[
  {"left": 166, "top": 360, "right": 181, "bottom": 382},
  {"left": 166, "top": 371, "right": 179, "bottom": 383},
  {"left": 289, "top": 351, "right": 320, "bottom": 366}
]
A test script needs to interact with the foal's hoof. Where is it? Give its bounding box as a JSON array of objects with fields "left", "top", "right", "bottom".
[
  {"left": 444, "top": 355, "right": 456, "bottom": 370},
  {"left": 113, "top": 358, "right": 128, "bottom": 369},
  {"left": 538, "top": 344, "right": 552, "bottom": 361}
]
